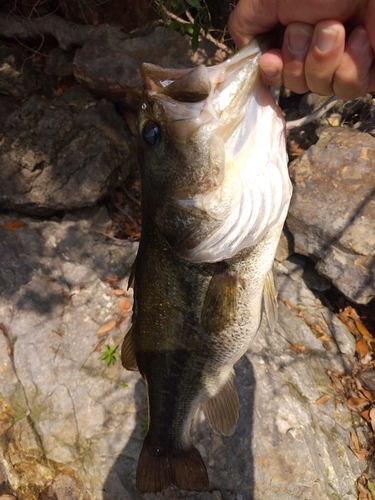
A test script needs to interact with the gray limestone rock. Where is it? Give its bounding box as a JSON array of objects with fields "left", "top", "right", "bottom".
[
  {"left": 0, "top": 86, "right": 136, "bottom": 215},
  {"left": 73, "top": 26, "right": 227, "bottom": 108},
  {"left": 0, "top": 208, "right": 366, "bottom": 499},
  {"left": 287, "top": 126, "right": 375, "bottom": 304}
]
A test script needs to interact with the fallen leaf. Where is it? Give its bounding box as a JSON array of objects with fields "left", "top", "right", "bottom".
[
  {"left": 284, "top": 300, "right": 295, "bottom": 311},
  {"left": 96, "top": 321, "right": 116, "bottom": 335},
  {"left": 317, "top": 316, "right": 329, "bottom": 328},
  {"left": 356, "top": 338, "right": 370, "bottom": 357},
  {"left": 111, "top": 289, "right": 125, "bottom": 296},
  {"left": 370, "top": 407, "right": 375, "bottom": 432},
  {"left": 351, "top": 432, "right": 361, "bottom": 451},
  {"left": 314, "top": 394, "right": 331, "bottom": 405},
  {"left": 290, "top": 343, "right": 307, "bottom": 353},
  {"left": 350, "top": 446, "right": 372, "bottom": 461},
  {"left": 347, "top": 397, "right": 369, "bottom": 409},
  {"left": 54, "top": 86, "right": 65, "bottom": 96},
  {"left": 360, "top": 388, "right": 374, "bottom": 401},
  {"left": 2, "top": 220, "right": 25, "bottom": 230},
  {"left": 119, "top": 298, "right": 131, "bottom": 313},
  {"left": 360, "top": 409, "right": 371, "bottom": 421},
  {"left": 105, "top": 276, "right": 119, "bottom": 283},
  {"left": 354, "top": 319, "right": 373, "bottom": 339}
]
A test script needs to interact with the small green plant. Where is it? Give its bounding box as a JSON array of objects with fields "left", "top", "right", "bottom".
[
  {"left": 98, "top": 344, "right": 119, "bottom": 366},
  {"left": 158, "top": 0, "right": 210, "bottom": 52},
  {"left": 140, "top": 414, "right": 149, "bottom": 435},
  {"left": 119, "top": 380, "right": 128, "bottom": 388}
]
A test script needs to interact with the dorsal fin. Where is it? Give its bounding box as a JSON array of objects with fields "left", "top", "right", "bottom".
[
  {"left": 263, "top": 268, "right": 278, "bottom": 331},
  {"left": 201, "top": 372, "right": 239, "bottom": 436},
  {"left": 121, "top": 327, "right": 138, "bottom": 371}
]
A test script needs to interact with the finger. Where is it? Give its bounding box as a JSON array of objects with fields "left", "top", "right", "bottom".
[
  {"left": 304, "top": 20, "right": 346, "bottom": 95},
  {"left": 333, "top": 27, "right": 375, "bottom": 100},
  {"left": 259, "top": 50, "right": 284, "bottom": 88},
  {"left": 228, "top": 0, "right": 278, "bottom": 48},
  {"left": 282, "top": 22, "right": 314, "bottom": 94}
]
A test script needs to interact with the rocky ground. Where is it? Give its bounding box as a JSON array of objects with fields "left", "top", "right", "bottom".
[{"left": 0, "top": 9, "right": 375, "bottom": 500}]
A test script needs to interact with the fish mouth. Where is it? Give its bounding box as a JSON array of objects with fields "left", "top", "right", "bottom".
[{"left": 140, "top": 41, "right": 268, "bottom": 141}]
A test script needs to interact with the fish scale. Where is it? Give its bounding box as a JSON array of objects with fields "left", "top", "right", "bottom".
[{"left": 121, "top": 38, "right": 292, "bottom": 494}]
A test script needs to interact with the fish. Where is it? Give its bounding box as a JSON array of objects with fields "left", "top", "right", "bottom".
[{"left": 121, "top": 38, "right": 292, "bottom": 494}]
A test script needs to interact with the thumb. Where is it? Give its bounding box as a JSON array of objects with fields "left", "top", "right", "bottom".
[{"left": 228, "top": 0, "right": 279, "bottom": 47}]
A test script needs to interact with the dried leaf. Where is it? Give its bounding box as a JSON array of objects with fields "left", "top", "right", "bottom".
[
  {"left": 105, "top": 276, "right": 119, "bottom": 283},
  {"left": 360, "top": 388, "right": 374, "bottom": 401},
  {"left": 347, "top": 397, "right": 368, "bottom": 409},
  {"left": 314, "top": 394, "right": 331, "bottom": 405},
  {"left": 354, "top": 319, "right": 373, "bottom": 339},
  {"left": 360, "top": 409, "right": 371, "bottom": 421},
  {"left": 54, "top": 86, "right": 65, "bottom": 96},
  {"left": 351, "top": 432, "right": 361, "bottom": 451},
  {"left": 317, "top": 316, "right": 329, "bottom": 328},
  {"left": 350, "top": 446, "right": 372, "bottom": 460},
  {"left": 2, "top": 220, "right": 25, "bottom": 230},
  {"left": 111, "top": 289, "right": 125, "bottom": 296},
  {"left": 96, "top": 321, "right": 116, "bottom": 336},
  {"left": 284, "top": 300, "right": 295, "bottom": 311},
  {"left": 119, "top": 298, "right": 131, "bottom": 313},
  {"left": 356, "top": 338, "right": 370, "bottom": 357},
  {"left": 290, "top": 343, "right": 307, "bottom": 353},
  {"left": 370, "top": 407, "right": 375, "bottom": 432}
]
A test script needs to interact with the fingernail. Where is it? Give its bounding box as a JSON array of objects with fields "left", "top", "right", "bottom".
[
  {"left": 261, "top": 66, "right": 280, "bottom": 79},
  {"left": 287, "top": 26, "right": 311, "bottom": 55},
  {"left": 316, "top": 28, "right": 338, "bottom": 53},
  {"left": 349, "top": 27, "right": 369, "bottom": 51}
]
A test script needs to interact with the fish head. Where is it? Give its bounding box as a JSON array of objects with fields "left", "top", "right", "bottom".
[
  {"left": 138, "top": 63, "right": 223, "bottom": 198},
  {"left": 138, "top": 40, "right": 292, "bottom": 262}
]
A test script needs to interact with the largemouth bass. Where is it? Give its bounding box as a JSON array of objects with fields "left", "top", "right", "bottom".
[{"left": 121, "top": 38, "right": 292, "bottom": 494}]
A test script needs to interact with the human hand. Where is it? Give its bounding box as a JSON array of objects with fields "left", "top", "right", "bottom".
[{"left": 228, "top": 0, "right": 375, "bottom": 99}]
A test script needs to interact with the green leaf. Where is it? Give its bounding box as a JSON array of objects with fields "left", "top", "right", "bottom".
[
  {"left": 183, "top": 23, "right": 194, "bottom": 35},
  {"left": 168, "top": 20, "right": 182, "bottom": 31},
  {"left": 186, "top": 0, "right": 203, "bottom": 8},
  {"left": 171, "top": 0, "right": 184, "bottom": 12}
]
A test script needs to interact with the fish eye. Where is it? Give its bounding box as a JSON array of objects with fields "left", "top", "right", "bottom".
[{"left": 143, "top": 121, "right": 161, "bottom": 145}]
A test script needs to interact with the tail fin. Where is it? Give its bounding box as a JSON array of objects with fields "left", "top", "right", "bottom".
[{"left": 136, "top": 442, "right": 209, "bottom": 494}]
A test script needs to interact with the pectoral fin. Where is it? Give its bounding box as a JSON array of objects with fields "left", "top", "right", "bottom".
[
  {"left": 201, "top": 373, "right": 239, "bottom": 436},
  {"left": 263, "top": 269, "right": 278, "bottom": 331},
  {"left": 121, "top": 327, "right": 138, "bottom": 371},
  {"left": 201, "top": 269, "right": 240, "bottom": 333}
]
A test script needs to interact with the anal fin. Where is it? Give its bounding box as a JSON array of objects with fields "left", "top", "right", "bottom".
[
  {"left": 201, "top": 373, "right": 239, "bottom": 436},
  {"left": 121, "top": 327, "right": 138, "bottom": 371},
  {"left": 136, "top": 442, "right": 208, "bottom": 494},
  {"left": 263, "top": 268, "right": 278, "bottom": 331}
]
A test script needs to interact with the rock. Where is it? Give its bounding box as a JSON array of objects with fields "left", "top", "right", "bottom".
[
  {"left": 0, "top": 86, "right": 136, "bottom": 215},
  {"left": 73, "top": 26, "right": 227, "bottom": 108},
  {"left": 0, "top": 207, "right": 366, "bottom": 499},
  {"left": 287, "top": 126, "right": 375, "bottom": 304},
  {"left": 0, "top": 46, "right": 39, "bottom": 98},
  {"left": 275, "top": 225, "right": 294, "bottom": 262},
  {"left": 45, "top": 47, "right": 75, "bottom": 77}
]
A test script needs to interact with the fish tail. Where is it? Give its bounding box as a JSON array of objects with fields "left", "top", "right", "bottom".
[{"left": 136, "top": 441, "right": 209, "bottom": 494}]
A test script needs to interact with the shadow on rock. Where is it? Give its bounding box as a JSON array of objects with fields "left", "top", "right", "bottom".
[{"left": 103, "top": 356, "right": 256, "bottom": 500}]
